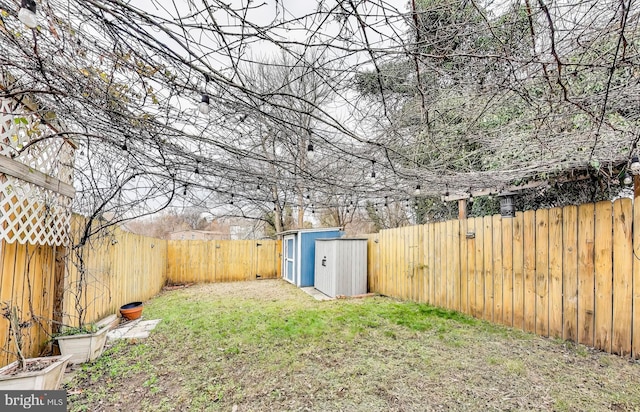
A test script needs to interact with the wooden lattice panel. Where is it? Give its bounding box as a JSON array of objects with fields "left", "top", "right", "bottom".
[
  {"left": 0, "top": 176, "right": 72, "bottom": 246},
  {"left": 0, "top": 94, "right": 75, "bottom": 246}
]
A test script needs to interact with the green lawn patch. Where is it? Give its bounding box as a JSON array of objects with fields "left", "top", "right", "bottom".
[{"left": 66, "top": 280, "right": 640, "bottom": 411}]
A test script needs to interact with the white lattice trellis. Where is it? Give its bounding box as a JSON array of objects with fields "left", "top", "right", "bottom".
[
  {"left": 0, "top": 177, "right": 72, "bottom": 246},
  {"left": 0, "top": 94, "right": 75, "bottom": 246}
]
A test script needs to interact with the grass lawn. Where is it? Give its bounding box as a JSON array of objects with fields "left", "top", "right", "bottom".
[{"left": 66, "top": 280, "right": 640, "bottom": 411}]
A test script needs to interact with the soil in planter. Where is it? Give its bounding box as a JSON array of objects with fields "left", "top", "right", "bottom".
[{"left": 1, "top": 359, "right": 52, "bottom": 376}]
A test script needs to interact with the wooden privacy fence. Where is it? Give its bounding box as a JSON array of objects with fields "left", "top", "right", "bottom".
[
  {"left": 0, "top": 241, "right": 61, "bottom": 366},
  {"left": 1, "top": 223, "right": 281, "bottom": 366},
  {"left": 366, "top": 198, "right": 640, "bottom": 357},
  {"left": 0, "top": 223, "right": 168, "bottom": 367},
  {"left": 62, "top": 225, "right": 168, "bottom": 328},
  {"left": 166, "top": 239, "right": 281, "bottom": 283}
]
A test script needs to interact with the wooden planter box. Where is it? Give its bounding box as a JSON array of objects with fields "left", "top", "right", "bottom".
[
  {"left": 0, "top": 354, "right": 72, "bottom": 390},
  {"left": 57, "top": 314, "right": 118, "bottom": 364}
]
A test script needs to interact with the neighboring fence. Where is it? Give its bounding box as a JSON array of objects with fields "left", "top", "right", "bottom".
[
  {"left": 366, "top": 198, "right": 640, "bottom": 358},
  {"left": 166, "top": 239, "right": 281, "bottom": 283}
]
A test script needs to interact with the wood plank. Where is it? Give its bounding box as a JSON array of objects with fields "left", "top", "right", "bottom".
[
  {"left": 392, "top": 228, "right": 400, "bottom": 298},
  {"left": 404, "top": 226, "right": 412, "bottom": 300},
  {"left": 378, "top": 231, "right": 385, "bottom": 295},
  {"left": 501, "top": 217, "right": 514, "bottom": 327},
  {"left": 386, "top": 229, "right": 392, "bottom": 297},
  {"left": 433, "top": 222, "right": 441, "bottom": 306},
  {"left": 563, "top": 205, "right": 579, "bottom": 342},
  {"left": 467, "top": 218, "right": 477, "bottom": 317},
  {"left": 459, "top": 219, "right": 469, "bottom": 315},
  {"left": 492, "top": 215, "right": 503, "bottom": 325},
  {"left": 548, "top": 207, "right": 564, "bottom": 339},
  {"left": 523, "top": 210, "right": 536, "bottom": 333},
  {"left": 428, "top": 223, "right": 435, "bottom": 304},
  {"left": 483, "top": 216, "right": 493, "bottom": 322},
  {"left": 452, "top": 219, "right": 461, "bottom": 312},
  {"left": 474, "top": 217, "right": 485, "bottom": 319},
  {"left": 441, "top": 222, "right": 449, "bottom": 307},
  {"left": 633, "top": 197, "right": 640, "bottom": 358},
  {"left": 535, "top": 209, "right": 549, "bottom": 337},
  {"left": 512, "top": 212, "right": 525, "bottom": 330},
  {"left": 594, "top": 201, "right": 613, "bottom": 353},
  {"left": 419, "top": 225, "right": 426, "bottom": 302},
  {"left": 612, "top": 198, "right": 633, "bottom": 356},
  {"left": 366, "top": 236, "right": 374, "bottom": 292},
  {"left": 0, "top": 155, "right": 76, "bottom": 198},
  {"left": 386, "top": 229, "right": 393, "bottom": 297},
  {"left": 414, "top": 225, "right": 420, "bottom": 302},
  {"left": 1, "top": 241, "right": 17, "bottom": 365},
  {"left": 386, "top": 229, "right": 393, "bottom": 296},
  {"left": 577, "top": 203, "right": 595, "bottom": 347},
  {"left": 446, "top": 220, "right": 455, "bottom": 309}
]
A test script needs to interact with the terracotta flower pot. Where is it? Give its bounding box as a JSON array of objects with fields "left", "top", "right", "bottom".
[{"left": 120, "top": 302, "right": 143, "bottom": 320}]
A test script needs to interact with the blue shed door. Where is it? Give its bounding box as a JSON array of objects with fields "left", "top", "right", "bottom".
[{"left": 283, "top": 235, "right": 296, "bottom": 283}]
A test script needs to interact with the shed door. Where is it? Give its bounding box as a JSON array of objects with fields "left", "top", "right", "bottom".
[{"left": 283, "top": 235, "right": 296, "bottom": 283}]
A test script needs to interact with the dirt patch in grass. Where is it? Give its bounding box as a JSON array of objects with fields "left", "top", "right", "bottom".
[{"left": 66, "top": 280, "right": 640, "bottom": 411}]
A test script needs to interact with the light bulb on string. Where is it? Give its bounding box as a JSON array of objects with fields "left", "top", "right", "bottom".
[
  {"left": 623, "top": 173, "right": 633, "bottom": 186},
  {"left": 198, "top": 74, "right": 210, "bottom": 115},
  {"left": 631, "top": 156, "right": 640, "bottom": 174},
  {"left": 414, "top": 184, "right": 421, "bottom": 196},
  {"left": 198, "top": 94, "right": 211, "bottom": 115},
  {"left": 18, "top": 0, "right": 37, "bottom": 28},
  {"left": 366, "top": 160, "right": 376, "bottom": 184},
  {"left": 306, "top": 143, "right": 315, "bottom": 161}
]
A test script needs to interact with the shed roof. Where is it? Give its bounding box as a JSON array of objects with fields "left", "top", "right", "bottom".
[{"left": 277, "top": 227, "right": 342, "bottom": 236}]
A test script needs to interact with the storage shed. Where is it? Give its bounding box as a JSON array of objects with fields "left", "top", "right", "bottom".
[
  {"left": 279, "top": 228, "right": 342, "bottom": 287},
  {"left": 314, "top": 238, "right": 368, "bottom": 298}
]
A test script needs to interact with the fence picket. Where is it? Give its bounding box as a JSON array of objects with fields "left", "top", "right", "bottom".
[
  {"left": 512, "top": 212, "right": 525, "bottom": 330},
  {"left": 483, "top": 216, "right": 493, "bottom": 322},
  {"left": 459, "top": 219, "right": 469, "bottom": 315},
  {"left": 612, "top": 198, "right": 632, "bottom": 356},
  {"left": 467, "top": 218, "right": 476, "bottom": 316},
  {"left": 577, "top": 203, "right": 595, "bottom": 347},
  {"left": 548, "top": 207, "right": 563, "bottom": 339},
  {"left": 535, "top": 209, "right": 549, "bottom": 337},
  {"left": 563, "top": 205, "right": 579, "bottom": 342},
  {"left": 523, "top": 210, "right": 536, "bottom": 333},
  {"left": 502, "top": 217, "right": 514, "bottom": 327},
  {"left": 492, "top": 215, "right": 503, "bottom": 325},
  {"left": 474, "top": 217, "right": 485, "bottom": 319},
  {"left": 634, "top": 197, "right": 640, "bottom": 358},
  {"left": 594, "top": 201, "right": 613, "bottom": 353}
]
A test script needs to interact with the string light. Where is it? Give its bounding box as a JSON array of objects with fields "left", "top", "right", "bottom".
[
  {"left": 18, "top": 0, "right": 37, "bottom": 28},
  {"left": 366, "top": 160, "right": 376, "bottom": 184},
  {"left": 198, "top": 74, "right": 211, "bottom": 115},
  {"left": 198, "top": 94, "right": 211, "bottom": 115},
  {"left": 631, "top": 156, "right": 640, "bottom": 174},
  {"left": 623, "top": 173, "right": 633, "bottom": 186},
  {"left": 306, "top": 143, "right": 315, "bottom": 161},
  {"left": 414, "top": 184, "right": 421, "bottom": 196}
]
